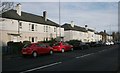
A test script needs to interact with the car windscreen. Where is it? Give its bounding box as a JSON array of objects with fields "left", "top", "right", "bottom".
[
  {"left": 23, "top": 44, "right": 32, "bottom": 48},
  {"left": 63, "top": 43, "right": 69, "bottom": 45}
]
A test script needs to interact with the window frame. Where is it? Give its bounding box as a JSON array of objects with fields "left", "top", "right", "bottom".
[
  {"left": 19, "top": 22, "right": 22, "bottom": 29},
  {"left": 32, "top": 37, "right": 34, "bottom": 42},
  {"left": 31, "top": 24, "right": 34, "bottom": 31}
]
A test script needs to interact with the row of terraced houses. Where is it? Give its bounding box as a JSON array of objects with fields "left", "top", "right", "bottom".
[{"left": 0, "top": 3, "right": 113, "bottom": 46}]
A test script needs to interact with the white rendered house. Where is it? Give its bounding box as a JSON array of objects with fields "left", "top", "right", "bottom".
[{"left": 0, "top": 3, "right": 64, "bottom": 46}]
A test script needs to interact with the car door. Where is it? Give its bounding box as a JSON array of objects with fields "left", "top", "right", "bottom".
[
  {"left": 38, "top": 43, "right": 50, "bottom": 53},
  {"left": 41, "top": 44, "right": 50, "bottom": 53},
  {"left": 36, "top": 43, "right": 44, "bottom": 54},
  {"left": 63, "top": 43, "right": 69, "bottom": 51}
]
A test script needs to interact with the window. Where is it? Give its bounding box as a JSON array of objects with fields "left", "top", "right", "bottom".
[
  {"left": 23, "top": 44, "right": 32, "bottom": 48},
  {"left": 54, "top": 27, "right": 56, "bottom": 32},
  {"left": 44, "top": 37, "right": 46, "bottom": 41},
  {"left": 19, "top": 22, "right": 22, "bottom": 29},
  {"left": 29, "top": 24, "right": 30, "bottom": 30},
  {"left": 35, "top": 37, "right": 37, "bottom": 42},
  {"left": 46, "top": 26, "right": 48, "bottom": 32},
  {"left": 32, "top": 24, "right": 34, "bottom": 31},
  {"left": 37, "top": 43, "right": 46, "bottom": 48},
  {"left": 54, "top": 43, "right": 60, "bottom": 46},
  {"left": 32, "top": 37, "right": 34, "bottom": 42},
  {"left": 46, "top": 38, "right": 48, "bottom": 41},
  {"left": 44, "top": 26, "right": 45, "bottom": 32},
  {"left": 92, "top": 35, "right": 93, "bottom": 37},
  {"left": 29, "top": 37, "right": 31, "bottom": 41},
  {"left": 49, "top": 27, "right": 50, "bottom": 32},
  {"left": 35, "top": 25, "right": 37, "bottom": 31},
  {"left": 63, "top": 43, "right": 69, "bottom": 45}
]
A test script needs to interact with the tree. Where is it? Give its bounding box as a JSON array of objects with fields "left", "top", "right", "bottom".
[
  {"left": 116, "top": 32, "right": 120, "bottom": 41},
  {"left": 112, "top": 32, "right": 116, "bottom": 42},
  {"left": 112, "top": 32, "right": 120, "bottom": 42},
  {"left": 0, "top": 2, "right": 14, "bottom": 14}
]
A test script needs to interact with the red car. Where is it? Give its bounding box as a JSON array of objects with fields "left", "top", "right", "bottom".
[
  {"left": 21, "top": 43, "right": 53, "bottom": 57},
  {"left": 52, "top": 42, "right": 73, "bottom": 53}
]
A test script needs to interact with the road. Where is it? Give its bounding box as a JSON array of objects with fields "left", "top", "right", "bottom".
[{"left": 2, "top": 45, "right": 119, "bottom": 72}]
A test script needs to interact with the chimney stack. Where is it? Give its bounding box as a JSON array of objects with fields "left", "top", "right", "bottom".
[
  {"left": 15, "top": 3, "right": 21, "bottom": 16},
  {"left": 85, "top": 24, "right": 88, "bottom": 30},
  {"left": 104, "top": 30, "right": 106, "bottom": 33},
  {"left": 43, "top": 11, "right": 47, "bottom": 21},
  {"left": 71, "top": 21, "right": 74, "bottom": 27}
]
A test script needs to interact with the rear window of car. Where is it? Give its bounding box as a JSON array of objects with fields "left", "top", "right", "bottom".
[
  {"left": 36, "top": 43, "right": 47, "bottom": 47},
  {"left": 54, "top": 43, "right": 60, "bottom": 46},
  {"left": 23, "top": 44, "right": 32, "bottom": 48}
]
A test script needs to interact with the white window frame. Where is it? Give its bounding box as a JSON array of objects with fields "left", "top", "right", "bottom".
[
  {"left": 19, "top": 22, "right": 22, "bottom": 29},
  {"left": 31, "top": 24, "right": 34, "bottom": 31}
]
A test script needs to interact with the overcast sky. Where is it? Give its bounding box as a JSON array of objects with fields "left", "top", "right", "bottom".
[{"left": 14, "top": 2, "right": 118, "bottom": 33}]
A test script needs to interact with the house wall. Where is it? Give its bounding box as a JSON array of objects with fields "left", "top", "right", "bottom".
[
  {"left": 64, "top": 30, "right": 89, "bottom": 42},
  {"left": 81, "top": 32, "right": 88, "bottom": 42},
  {"left": 87, "top": 31, "right": 95, "bottom": 42},
  {"left": 1, "top": 18, "right": 64, "bottom": 46},
  {"left": 106, "top": 35, "right": 113, "bottom": 41},
  {"left": 64, "top": 30, "right": 72, "bottom": 41},
  {"left": 94, "top": 34, "right": 102, "bottom": 42},
  {"left": 72, "top": 30, "right": 81, "bottom": 40}
]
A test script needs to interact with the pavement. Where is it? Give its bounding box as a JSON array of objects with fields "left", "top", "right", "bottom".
[
  {"left": 2, "top": 54, "right": 22, "bottom": 60},
  {"left": 2, "top": 45, "right": 119, "bottom": 73}
]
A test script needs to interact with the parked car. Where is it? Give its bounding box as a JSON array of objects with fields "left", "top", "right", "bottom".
[
  {"left": 105, "top": 41, "right": 114, "bottom": 46},
  {"left": 116, "top": 41, "right": 120, "bottom": 45},
  {"left": 52, "top": 42, "right": 73, "bottom": 53},
  {"left": 66, "top": 40, "right": 89, "bottom": 50},
  {"left": 79, "top": 42, "right": 90, "bottom": 50},
  {"left": 66, "top": 40, "right": 80, "bottom": 49},
  {"left": 92, "top": 41, "right": 105, "bottom": 47},
  {"left": 110, "top": 41, "right": 114, "bottom": 45},
  {"left": 89, "top": 42, "right": 96, "bottom": 47},
  {"left": 21, "top": 43, "right": 53, "bottom": 58},
  {"left": 105, "top": 41, "right": 111, "bottom": 46}
]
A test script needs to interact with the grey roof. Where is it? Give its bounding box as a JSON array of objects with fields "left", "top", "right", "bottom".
[
  {"left": 88, "top": 29, "right": 95, "bottom": 32},
  {"left": 61, "top": 23, "right": 87, "bottom": 32},
  {"left": 99, "top": 31, "right": 110, "bottom": 36},
  {"left": 95, "top": 32, "right": 102, "bottom": 35},
  {"left": 1, "top": 9, "right": 60, "bottom": 27}
]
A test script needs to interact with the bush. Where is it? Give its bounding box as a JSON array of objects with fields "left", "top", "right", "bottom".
[
  {"left": 7, "top": 41, "right": 23, "bottom": 54},
  {"left": 39, "top": 38, "right": 57, "bottom": 46},
  {"left": 66, "top": 40, "right": 81, "bottom": 45}
]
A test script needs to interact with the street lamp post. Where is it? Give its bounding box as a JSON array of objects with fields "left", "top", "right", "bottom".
[{"left": 59, "top": 0, "right": 61, "bottom": 41}]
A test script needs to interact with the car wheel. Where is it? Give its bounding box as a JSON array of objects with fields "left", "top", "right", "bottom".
[
  {"left": 49, "top": 50, "right": 53, "bottom": 55},
  {"left": 32, "top": 52, "right": 37, "bottom": 58},
  {"left": 22, "top": 55, "right": 26, "bottom": 58},
  {"left": 71, "top": 48, "right": 73, "bottom": 51},
  {"left": 62, "top": 49, "right": 64, "bottom": 53},
  {"left": 81, "top": 47, "right": 84, "bottom": 50}
]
